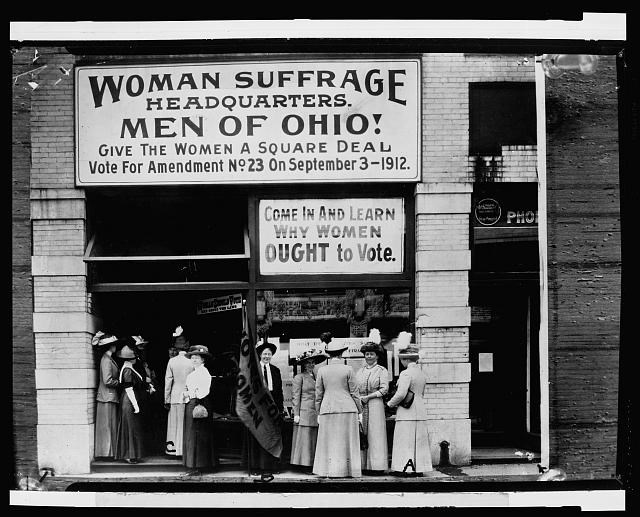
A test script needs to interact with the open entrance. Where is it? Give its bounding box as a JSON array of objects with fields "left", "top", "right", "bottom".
[
  {"left": 93, "top": 290, "right": 246, "bottom": 463},
  {"left": 469, "top": 284, "right": 541, "bottom": 453}
]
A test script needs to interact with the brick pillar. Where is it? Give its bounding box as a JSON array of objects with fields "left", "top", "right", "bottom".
[
  {"left": 29, "top": 48, "right": 100, "bottom": 475},
  {"left": 415, "top": 182, "right": 472, "bottom": 466}
]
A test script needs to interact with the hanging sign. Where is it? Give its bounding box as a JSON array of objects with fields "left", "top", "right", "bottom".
[
  {"left": 259, "top": 197, "right": 404, "bottom": 275},
  {"left": 196, "top": 293, "right": 243, "bottom": 315},
  {"left": 75, "top": 59, "right": 421, "bottom": 186}
]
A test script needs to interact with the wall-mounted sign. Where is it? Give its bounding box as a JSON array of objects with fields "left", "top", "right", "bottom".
[
  {"left": 474, "top": 198, "right": 502, "bottom": 226},
  {"left": 75, "top": 59, "right": 421, "bottom": 186},
  {"left": 259, "top": 198, "right": 404, "bottom": 275},
  {"left": 196, "top": 293, "right": 243, "bottom": 315},
  {"left": 473, "top": 185, "right": 538, "bottom": 228}
]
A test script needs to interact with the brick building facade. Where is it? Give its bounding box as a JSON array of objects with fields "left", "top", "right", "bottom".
[{"left": 11, "top": 44, "right": 623, "bottom": 483}]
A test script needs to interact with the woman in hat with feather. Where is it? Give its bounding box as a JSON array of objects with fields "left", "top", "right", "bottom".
[
  {"left": 114, "top": 338, "right": 147, "bottom": 463},
  {"left": 182, "top": 344, "right": 217, "bottom": 473},
  {"left": 355, "top": 328, "right": 390, "bottom": 473},
  {"left": 290, "top": 347, "right": 327, "bottom": 470},
  {"left": 93, "top": 331, "right": 121, "bottom": 459},
  {"left": 386, "top": 332, "right": 433, "bottom": 476},
  {"left": 312, "top": 332, "right": 363, "bottom": 478}
]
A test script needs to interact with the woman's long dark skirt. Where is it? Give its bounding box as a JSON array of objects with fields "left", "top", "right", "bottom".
[
  {"left": 182, "top": 397, "right": 217, "bottom": 470},
  {"left": 241, "top": 427, "right": 281, "bottom": 473}
]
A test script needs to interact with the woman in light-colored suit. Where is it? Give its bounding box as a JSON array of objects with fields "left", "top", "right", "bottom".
[
  {"left": 355, "top": 333, "right": 389, "bottom": 473},
  {"left": 164, "top": 327, "right": 195, "bottom": 456},
  {"left": 313, "top": 332, "right": 363, "bottom": 478},
  {"left": 290, "top": 348, "right": 327, "bottom": 469},
  {"left": 386, "top": 340, "right": 432, "bottom": 476}
]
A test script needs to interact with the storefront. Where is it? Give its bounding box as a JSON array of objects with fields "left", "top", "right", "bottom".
[
  {"left": 18, "top": 49, "right": 569, "bottom": 478},
  {"left": 74, "top": 57, "right": 427, "bottom": 470}
]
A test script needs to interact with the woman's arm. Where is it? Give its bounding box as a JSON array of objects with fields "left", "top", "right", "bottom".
[
  {"left": 347, "top": 368, "right": 363, "bottom": 413},
  {"left": 376, "top": 367, "right": 390, "bottom": 397},
  {"left": 314, "top": 370, "right": 324, "bottom": 414},
  {"left": 387, "top": 371, "right": 410, "bottom": 408},
  {"left": 101, "top": 357, "right": 119, "bottom": 389},
  {"left": 291, "top": 374, "right": 302, "bottom": 417}
]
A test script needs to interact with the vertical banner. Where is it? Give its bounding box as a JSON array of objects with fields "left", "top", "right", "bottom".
[{"left": 235, "top": 334, "right": 283, "bottom": 458}]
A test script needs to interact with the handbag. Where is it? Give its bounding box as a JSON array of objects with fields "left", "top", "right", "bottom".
[
  {"left": 399, "top": 389, "right": 415, "bottom": 409},
  {"left": 192, "top": 403, "right": 208, "bottom": 419},
  {"left": 359, "top": 422, "right": 368, "bottom": 450}
]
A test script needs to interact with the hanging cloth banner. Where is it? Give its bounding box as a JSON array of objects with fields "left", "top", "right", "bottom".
[{"left": 235, "top": 330, "right": 283, "bottom": 458}]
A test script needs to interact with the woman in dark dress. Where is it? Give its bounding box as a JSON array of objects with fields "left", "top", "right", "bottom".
[
  {"left": 114, "top": 344, "right": 146, "bottom": 463},
  {"left": 242, "top": 339, "right": 284, "bottom": 476},
  {"left": 182, "top": 345, "right": 217, "bottom": 474}
]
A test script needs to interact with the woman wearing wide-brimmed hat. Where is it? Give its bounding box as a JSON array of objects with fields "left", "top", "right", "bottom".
[
  {"left": 355, "top": 328, "right": 390, "bottom": 473},
  {"left": 386, "top": 332, "right": 432, "bottom": 476},
  {"left": 114, "top": 341, "right": 146, "bottom": 463},
  {"left": 312, "top": 332, "right": 363, "bottom": 478},
  {"left": 290, "top": 347, "right": 327, "bottom": 470},
  {"left": 92, "top": 332, "right": 121, "bottom": 459},
  {"left": 182, "top": 344, "right": 217, "bottom": 473},
  {"left": 242, "top": 337, "right": 284, "bottom": 476}
]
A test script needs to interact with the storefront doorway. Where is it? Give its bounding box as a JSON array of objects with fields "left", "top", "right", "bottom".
[{"left": 469, "top": 285, "right": 540, "bottom": 451}]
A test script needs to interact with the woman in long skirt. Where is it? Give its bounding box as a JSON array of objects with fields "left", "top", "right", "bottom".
[
  {"left": 386, "top": 337, "right": 432, "bottom": 476},
  {"left": 355, "top": 332, "right": 389, "bottom": 473},
  {"left": 313, "top": 332, "right": 363, "bottom": 478},
  {"left": 182, "top": 345, "right": 217, "bottom": 473},
  {"left": 290, "top": 348, "right": 327, "bottom": 470},
  {"left": 115, "top": 344, "right": 146, "bottom": 463},
  {"left": 93, "top": 332, "right": 120, "bottom": 459}
]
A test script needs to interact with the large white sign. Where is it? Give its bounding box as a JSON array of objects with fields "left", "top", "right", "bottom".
[
  {"left": 259, "top": 198, "right": 404, "bottom": 275},
  {"left": 75, "top": 59, "right": 420, "bottom": 186}
]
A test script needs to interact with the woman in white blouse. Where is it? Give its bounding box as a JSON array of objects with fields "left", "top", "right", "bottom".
[{"left": 182, "top": 345, "right": 217, "bottom": 473}]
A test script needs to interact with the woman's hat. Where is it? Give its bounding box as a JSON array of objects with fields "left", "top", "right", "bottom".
[
  {"left": 186, "top": 345, "right": 211, "bottom": 358},
  {"left": 256, "top": 340, "right": 277, "bottom": 356},
  {"left": 91, "top": 331, "right": 119, "bottom": 348},
  {"left": 324, "top": 339, "right": 348, "bottom": 354},
  {"left": 296, "top": 348, "right": 328, "bottom": 365},
  {"left": 131, "top": 335, "right": 148, "bottom": 347},
  {"left": 361, "top": 328, "right": 383, "bottom": 355},
  {"left": 397, "top": 331, "right": 419, "bottom": 358},
  {"left": 116, "top": 344, "right": 137, "bottom": 360},
  {"left": 360, "top": 342, "right": 385, "bottom": 356}
]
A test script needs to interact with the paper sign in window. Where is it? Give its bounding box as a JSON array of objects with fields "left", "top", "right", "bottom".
[{"left": 478, "top": 353, "right": 494, "bottom": 372}]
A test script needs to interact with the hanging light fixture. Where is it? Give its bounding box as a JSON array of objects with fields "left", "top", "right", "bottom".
[{"left": 540, "top": 54, "right": 599, "bottom": 79}]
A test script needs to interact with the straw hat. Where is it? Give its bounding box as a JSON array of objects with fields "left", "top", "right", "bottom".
[
  {"left": 131, "top": 335, "right": 148, "bottom": 347},
  {"left": 324, "top": 339, "right": 348, "bottom": 354},
  {"left": 397, "top": 331, "right": 419, "bottom": 359},
  {"left": 116, "top": 344, "right": 137, "bottom": 360},
  {"left": 296, "top": 348, "right": 329, "bottom": 365},
  {"left": 91, "top": 331, "right": 119, "bottom": 348},
  {"left": 186, "top": 345, "right": 211, "bottom": 358}
]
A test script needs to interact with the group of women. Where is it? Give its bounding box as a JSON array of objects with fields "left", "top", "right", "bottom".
[
  {"left": 94, "top": 327, "right": 433, "bottom": 478},
  {"left": 289, "top": 330, "right": 433, "bottom": 478},
  {"left": 93, "top": 330, "right": 217, "bottom": 474}
]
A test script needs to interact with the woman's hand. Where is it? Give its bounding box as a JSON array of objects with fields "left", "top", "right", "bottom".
[
  {"left": 293, "top": 415, "right": 300, "bottom": 424},
  {"left": 359, "top": 395, "right": 369, "bottom": 404}
]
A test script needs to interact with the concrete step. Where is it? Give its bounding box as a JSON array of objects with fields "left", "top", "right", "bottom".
[{"left": 91, "top": 456, "right": 243, "bottom": 474}]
